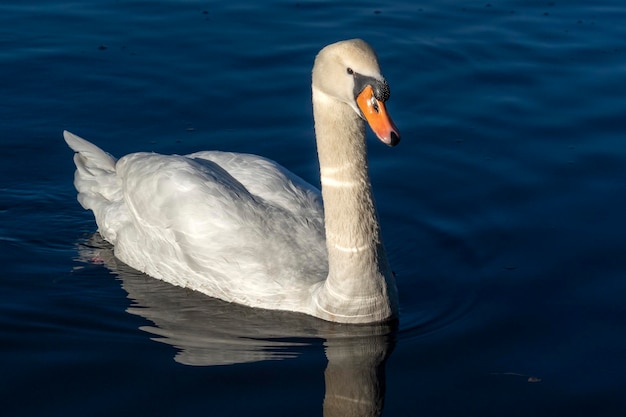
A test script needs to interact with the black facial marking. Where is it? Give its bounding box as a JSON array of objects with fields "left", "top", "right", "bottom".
[
  {"left": 373, "top": 80, "right": 390, "bottom": 102},
  {"left": 352, "top": 72, "right": 391, "bottom": 102}
]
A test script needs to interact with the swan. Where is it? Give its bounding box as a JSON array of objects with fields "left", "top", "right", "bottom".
[{"left": 65, "top": 39, "right": 400, "bottom": 324}]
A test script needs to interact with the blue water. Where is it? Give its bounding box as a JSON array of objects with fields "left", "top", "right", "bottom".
[{"left": 2, "top": 0, "right": 626, "bottom": 415}]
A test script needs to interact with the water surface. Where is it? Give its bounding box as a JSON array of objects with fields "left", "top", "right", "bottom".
[{"left": 2, "top": 1, "right": 626, "bottom": 416}]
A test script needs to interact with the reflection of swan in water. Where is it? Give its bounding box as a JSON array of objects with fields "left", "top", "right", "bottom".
[{"left": 75, "top": 234, "right": 395, "bottom": 416}]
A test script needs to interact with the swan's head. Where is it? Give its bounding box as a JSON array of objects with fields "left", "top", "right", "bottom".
[{"left": 312, "top": 39, "right": 400, "bottom": 147}]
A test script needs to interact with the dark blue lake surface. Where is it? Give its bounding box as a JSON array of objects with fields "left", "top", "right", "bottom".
[{"left": 2, "top": 0, "right": 626, "bottom": 415}]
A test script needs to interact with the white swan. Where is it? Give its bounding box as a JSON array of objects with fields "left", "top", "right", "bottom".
[{"left": 65, "top": 39, "right": 400, "bottom": 324}]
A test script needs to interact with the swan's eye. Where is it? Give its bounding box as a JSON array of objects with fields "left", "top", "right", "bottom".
[{"left": 346, "top": 67, "right": 354, "bottom": 75}]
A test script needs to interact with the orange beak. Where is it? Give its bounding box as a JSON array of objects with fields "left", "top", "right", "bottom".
[{"left": 356, "top": 85, "right": 401, "bottom": 147}]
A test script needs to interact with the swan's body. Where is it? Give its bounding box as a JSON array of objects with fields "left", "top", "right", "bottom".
[{"left": 65, "top": 39, "right": 400, "bottom": 324}]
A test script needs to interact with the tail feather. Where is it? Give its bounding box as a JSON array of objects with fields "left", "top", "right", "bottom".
[
  {"left": 64, "top": 130, "right": 117, "bottom": 173},
  {"left": 64, "top": 130, "right": 125, "bottom": 243}
]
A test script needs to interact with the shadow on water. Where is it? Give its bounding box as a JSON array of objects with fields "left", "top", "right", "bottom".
[{"left": 75, "top": 233, "right": 395, "bottom": 417}]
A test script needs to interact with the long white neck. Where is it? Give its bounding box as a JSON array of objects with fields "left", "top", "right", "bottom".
[{"left": 311, "top": 87, "right": 398, "bottom": 323}]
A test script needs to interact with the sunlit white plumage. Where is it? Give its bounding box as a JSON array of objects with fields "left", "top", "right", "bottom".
[{"left": 65, "top": 39, "right": 400, "bottom": 323}]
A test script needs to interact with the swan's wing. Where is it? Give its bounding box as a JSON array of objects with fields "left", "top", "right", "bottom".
[
  {"left": 188, "top": 151, "right": 323, "bottom": 217},
  {"left": 116, "top": 152, "right": 257, "bottom": 231},
  {"left": 114, "top": 152, "right": 327, "bottom": 300},
  {"left": 184, "top": 151, "right": 328, "bottom": 285}
]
